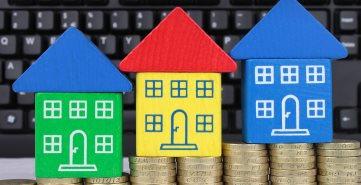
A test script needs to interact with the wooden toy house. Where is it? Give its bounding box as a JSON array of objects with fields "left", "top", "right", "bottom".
[
  {"left": 230, "top": 0, "right": 348, "bottom": 143},
  {"left": 119, "top": 8, "right": 236, "bottom": 156},
  {"left": 12, "top": 27, "right": 132, "bottom": 177}
]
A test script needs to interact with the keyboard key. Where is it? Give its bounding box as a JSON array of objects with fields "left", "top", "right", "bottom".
[
  {"left": 5, "top": 60, "right": 23, "bottom": 80},
  {"left": 188, "top": 10, "right": 203, "bottom": 28},
  {"left": 209, "top": 11, "right": 229, "bottom": 30},
  {"left": 223, "top": 35, "right": 240, "bottom": 53},
  {"left": 222, "top": 85, "right": 235, "bottom": 105},
  {"left": 310, "top": 11, "right": 328, "bottom": 29},
  {"left": 334, "top": 0, "right": 355, "bottom": 5},
  {"left": 86, "top": 11, "right": 104, "bottom": 31},
  {"left": 340, "top": 36, "right": 359, "bottom": 57},
  {"left": 0, "top": 35, "right": 17, "bottom": 55},
  {"left": 85, "top": 0, "right": 108, "bottom": 5},
  {"left": 230, "top": 0, "right": 253, "bottom": 5},
  {"left": 28, "top": 110, "right": 35, "bottom": 130},
  {"left": 17, "top": 92, "right": 34, "bottom": 105},
  {"left": 47, "top": 35, "right": 59, "bottom": 46},
  {"left": 62, "top": 0, "right": 83, "bottom": 4},
  {"left": 135, "top": 11, "right": 154, "bottom": 31},
  {"left": 11, "top": 11, "right": 30, "bottom": 30},
  {"left": 96, "top": 35, "right": 116, "bottom": 55},
  {"left": 337, "top": 11, "right": 358, "bottom": 33},
  {"left": 0, "top": 110, "right": 23, "bottom": 130},
  {"left": 38, "top": 0, "right": 60, "bottom": 5},
  {"left": 235, "top": 110, "right": 242, "bottom": 130},
  {"left": 23, "top": 35, "right": 42, "bottom": 55},
  {"left": 222, "top": 110, "right": 229, "bottom": 131},
  {"left": 335, "top": 108, "right": 359, "bottom": 131},
  {"left": 36, "top": 11, "right": 54, "bottom": 31},
  {"left": 124, "top": 110, "right": 135, "bottom": 131},
  {"left": 0, "top": 11, "right": 5, "bottom": 31},
  {"left": 234, "top": 11, "right": 253, "bottom": 30},
  {"left": 60, "top": 11, "right": 79, "bottom": 30},
  {"left": 123, "top": 35, "right": 140, "bottom": 54},
  {"left": 0, "top": 85, "right": 11, "bottom": 105},
  {"left": 110, "top": 11, "right": 129, "bottom": 31},
  {"left": 10, "top": 0, "right": 35, "bottom": 5}
]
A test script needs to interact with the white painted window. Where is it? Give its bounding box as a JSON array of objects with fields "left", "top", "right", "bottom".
[
  {"left": 95, "top": 101, "right": 113, "bottom": 119},
  {"left": 95, "top": 135, "right": 113, "bottom": 154},
  {"left": 255, "top": 66, "right": 274, "bottom": 84},
  {"left": 43, "top": 135, "right": 62, "bottom": 154},
  {"left": 69, "top": 101, "right": 87, "bottom": 119},
  {"left": 306, "top": 65, "right": 325, "bottom": 84},
  {"left": 307, "top": 99, "right": 326, "bottom": 118},
  {"left": 256, "top": 100, "right": 274, "bottom": 118},
  {"left": 43, "top": 100, "right": 62, "bottom": 119},
  {"left": 280, "top": 66, "right": 299, "bottom": 84}
]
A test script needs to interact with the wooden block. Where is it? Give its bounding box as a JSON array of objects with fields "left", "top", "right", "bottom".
[
  {"left": 230, "top": 0, "right": 347, "bottom": 60},
  {"left": 119, "top": 7, "right": 236, "bottom": 73},
  {"left": 136, "top": 73, "right": 221, "bottom": 156},
  {"left": 13, "top": 27, "right": 132, "bottom": 93},
  {"left": 35, "top": 93, "right": 123, "bottom": 177},
  {"left": 242, "top": 59, "right": 333, "bottom": 143}
]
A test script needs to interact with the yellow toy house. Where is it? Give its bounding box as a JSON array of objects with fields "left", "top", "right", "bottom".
[{"left": 119, "top": 8, "right": 237, "bottom": 156}]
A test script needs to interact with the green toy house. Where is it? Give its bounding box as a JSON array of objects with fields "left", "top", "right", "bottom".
[{"left": 12, "top": 28, "right": 132, "bottom": 178}]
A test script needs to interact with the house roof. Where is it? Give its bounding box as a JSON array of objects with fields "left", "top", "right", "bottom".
[
  {"left": 230, "top": 0, "right": 348, "bottom": 60},
  {"left": 119, "top": 7, "right": 237, "bottom": 73},
  {"left": 12, "top": 27, "right": 132, "bottom": 93}
]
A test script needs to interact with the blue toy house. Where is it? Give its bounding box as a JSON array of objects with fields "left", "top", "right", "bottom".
[{"left": 230, "top": 0, "right": 348, "bottom": 143}]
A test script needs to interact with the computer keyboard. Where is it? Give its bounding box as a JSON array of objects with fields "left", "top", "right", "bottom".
[{"left": 0, "top": 0, "right": 361, "bottom": 157}]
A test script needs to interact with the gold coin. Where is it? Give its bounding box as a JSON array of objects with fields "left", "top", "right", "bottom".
[
  {"left": 223, "top": 175, "right": 268, "bottom": 183},
  {"left": 317, "top": 149, "right": 361, "bottom": 157},
  {"left": 317, "top": 175, "right": 359, "bottom": 183},
  {"left": 177, "top": 163, "right": 222, "bottom": 170},
  {"left": 177, "top": 176, "right": 222, "bottom": 183},
  {"left": 129, "top": 156, "right": 175, "bottom": 163},
  {"left": 223, "top": 163, "right": 269, "bottom": 171},
  {"left": 222, "top": 142, "right": 266, "bottom": 151},
  {"left": 177, "top": 157, "right": 222, "bottom": 164},
  {"left": 222, "top": 149, "right": 268, "bottom": 156},
  {"left": 270, "top": 162, "right": 315, "bottom": 170},
  {"left": 130, "top": 176, "right": 176, "bottom": 183},
  {"left": 269, "top": 143, "right": 313, "bottom": 150},
  {"left": 130, "top": 170, "right": 176, "bottom": 177},
  {"left": 36, "top": 178, "right": 82, "bottom": 184},
  {"left": 271, "top": 169, "right": 317, "bottom": 176},
  {"left": 0, "top": 179, "right": 36, "bottom": 185},
  {"left": 269, "top": 149, "right": 314, "bottom": 156},
  {"left": 317, "top": 163, "right": 359, "bottom": 170},
  {"left": 317, "top": 139, "right": 361, "bottom": 150},
  {"left": 270, "top": 156, "right": 315, "bottom": 163},
  {"left": 85, "top": 173, "right": 129, "bottom": 183},
  {"left": 177, "top": 169, "right": 222, "bottom": 177},
  {"left": 224, "top": 169, "right": 269, "bottom": 176},
  {"left": 270, "top": 176, "right": 316, "bottom": 183},
  {"left": 129, "top": 163, "right": 175, "bottom": 170},
  {"left": 318, "top": 169, "right": 358, "bottom": 177},
  {"left": 223, "top": 156, "right": 268, "bottom": 164},
  {"left": 317, "top": 156, "right": 361, "bottom": 163}
]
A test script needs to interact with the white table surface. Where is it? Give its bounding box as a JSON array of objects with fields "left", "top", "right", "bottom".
[{"left": 0, "top": 158, "right": 130, "bottom": 180}]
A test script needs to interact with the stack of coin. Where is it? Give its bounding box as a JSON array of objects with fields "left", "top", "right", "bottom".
[
  {"left": 223, "top": 142, "right": 269, "bottom": 185},
  {"left": 85, "top": 173, "right": 129, "bottom": 185},
  {"left": 36, "top": 178, "right": 82, "bottom": 185},
  {"left": 129, "top": 156, "right": 176, "bottom": 185},
  {"left": 0, "top": 179, "right": 36, "bottom": 185},
  {"left": 269, "top": 143, "right": 316, "bottom": 185},
  {"left": 177, "top": 157, "right": 223, "bottom": 185},
  {"left": 317, "top": 139, "right": 361, "bottom": 184}
]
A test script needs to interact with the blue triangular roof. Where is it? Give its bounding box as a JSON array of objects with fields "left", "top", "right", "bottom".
[
  {"left": 13, "top": 27, "right": 132, "bottom": 93},
  {"left": 230, "top": 0, "right": 348, "bottom": 60}
]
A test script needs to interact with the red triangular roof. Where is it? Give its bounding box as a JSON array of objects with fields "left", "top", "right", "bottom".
[{"left": 119, "top": 7, "right": 236, "bottom": 73}]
